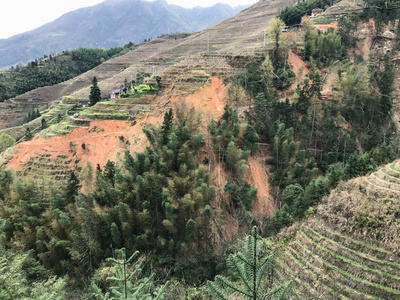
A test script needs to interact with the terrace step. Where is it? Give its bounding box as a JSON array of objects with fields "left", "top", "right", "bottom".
[
  {"left": 378, "top": 169, "right": 400, "bottom": 184},
  {"left": 297, "top": 229, "right": 400, "bottom": 298},
  {"left": 370, "top": 172, "right": 400, "bottom": 191},
  {"left": 293, "top": 240, "right": 379, "bottom": 300},
  {"left": 301, "top": 227, "right": 400, "bottom": 289},
  {"left": 289, "top": 242, "right": 364, "bottom": 299},
  {"left": 312, "top": 220, "right": 395, "bottom": 262}
]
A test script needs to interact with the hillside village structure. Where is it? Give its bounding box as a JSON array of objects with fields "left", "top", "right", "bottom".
[
  {"left": 311, "top": 7, "right": 324, "bottom": 17},
  {"left": 110, "top": 88, "right": 122, "bottom": 100}
]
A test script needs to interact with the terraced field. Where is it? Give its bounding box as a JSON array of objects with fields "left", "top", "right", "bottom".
[
  {"left": 276, "top": 163, "right": 400, "bottom": 299},
  {"left": 18, "top": 151, "right": 75, "bottom": 188},
  {"left": 366, "top": 160, "right": 400, "bottom": 195},
  {"left": 0, "top": 102, "right": 77, "bottom": 141},
  {"left": 278, "top": 218, "right": 400, "bottom": 299}
]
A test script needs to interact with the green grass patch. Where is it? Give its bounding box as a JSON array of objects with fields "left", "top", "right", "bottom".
[
  {"left": 98, "top": 100, "right": 116, "bottom": 104},
  {"left": 58, "top": 103, "right": 75, "bottom": 106},
  {"left": 312, "top": 16, "right": 331, "bottom": 25}
]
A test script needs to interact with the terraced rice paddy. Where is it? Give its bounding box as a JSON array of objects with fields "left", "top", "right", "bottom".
[
  {"left": 366, "top": 160, "right": 400, "bottom": 195},
  {"left": 277, "top": 218, "right": 400, "bottom": 299}
]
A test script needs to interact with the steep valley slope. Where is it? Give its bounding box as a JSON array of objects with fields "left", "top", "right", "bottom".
[
  {"left": 0, "top": 0, "right": 304, "bottom": 253},
  {"left": 3, "top": 0, "right": 400, "bottom": 297}
]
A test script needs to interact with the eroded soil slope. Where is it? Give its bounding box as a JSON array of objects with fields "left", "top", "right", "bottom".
[{"left": 5, "top": 74, "right": 275, "bottom": 245}]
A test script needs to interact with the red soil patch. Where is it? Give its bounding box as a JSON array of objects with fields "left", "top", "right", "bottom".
[
  {"left": 7, "top": 121, "right": 128, "bottom": 171},
  {"left": 314, "top": 22, "right": 338, "bottom": 33},
  {"left": 247, "top": 156, "right": 275, "bottom": 219},
  {"left": 7, "top": 77, "right": 226, "bottom": 174},
  {"left": 6, "top": 117, "right": 159, "bottom": 172},
  {"left": 174, "top": 77, "right": 226, "bottom": 120},
  {"left": 288, "top": 50, "right": 309, "bottom": 80},
  {"left": 7, "top": 77, "right": 276, "bottom": 236}
]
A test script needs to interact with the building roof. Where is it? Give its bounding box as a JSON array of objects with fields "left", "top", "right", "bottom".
[
  {"left": 110, "top": 88, "right": 122, "bottom": 94},
  {"left": 312, "top": 8, "right": 324, "bottom": 11}
]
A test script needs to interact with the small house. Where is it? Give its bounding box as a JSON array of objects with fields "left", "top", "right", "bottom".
[
  {"left": 79, "top": 98, "right": 90, "bottom": 107},
  {"left": 110, "top": 88, "right": 122, "bottom": 100},
  {"left": 311, "top": 8, "right": 324, "bottom": 18}
]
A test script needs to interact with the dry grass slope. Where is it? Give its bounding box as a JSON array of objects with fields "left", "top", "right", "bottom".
[
  {"left": 0, "top": 0, "right": 297, "bottom": 130},
  {"left": 277, "top": 166, "right": 400, "bottom": 299}
]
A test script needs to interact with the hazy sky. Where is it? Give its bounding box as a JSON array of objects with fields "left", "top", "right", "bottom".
[{"left": 0, "top": 0, "right": 258, "bottom": 39}]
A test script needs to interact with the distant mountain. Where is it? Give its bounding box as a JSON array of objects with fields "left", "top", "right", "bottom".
[{"left": 0, "top": 0, "right": 247, "bottom": 69}]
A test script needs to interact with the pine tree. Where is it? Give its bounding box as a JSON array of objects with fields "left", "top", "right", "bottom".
[
  {"left": 41, "top": 118, "right": 47, "bottom": 130},
  {"left": 92, "top": 248, "right": 168, "bottom": 299},
  {"left": 89, "top": 76, "right": 101, "bottom": 107},
  {"left": 260, "top": 55, "right": 274, "bottom": 93},
  {"left": 254, "top": 93, "right": 267, "bottom": 128},
  {"left": 104, "top": 160, "right": 116, "bottom": 188},
  {"left": 25, "top": 127, "right": 33, "bottom": 140},
  {"left": 161, "top": 108, "right": 173, "bottom": 145},
  {"left": 243, "top": 124, "right": 259, "bottom": 153},
  {"left": 65, "top": 171, "right": 81, "bottom": 204},
  {"left": 207, "top": 227, "right": 292, "bottom": 300}
]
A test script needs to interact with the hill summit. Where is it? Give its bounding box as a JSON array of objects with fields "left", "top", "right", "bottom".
[{"left": 0, "top": 0, "right": 246, "bottom": 68}]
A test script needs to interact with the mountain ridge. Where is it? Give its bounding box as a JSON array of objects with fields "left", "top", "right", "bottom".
[{"left": 0, "top": 0, "right": 247, "bottom": 69}]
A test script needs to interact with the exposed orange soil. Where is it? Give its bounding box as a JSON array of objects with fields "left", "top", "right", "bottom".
[
  {"left": 173, "top": 77, "right": 226, "bottom": 120},
  {"left": 7, "top": 76, "right": 276, "bottom": 236},
  {"left": 4, "top": 74, "right": 278, "bottom": 256},
  {"left": 314, "top": 22, "right": 338, "bottom": 33},
  {"left": 7, "top": 77, "right": 226, "bottom": 174},
  {"left": 288, "top": 50, "right": 309, "bottom": 80},
  {"left": 284, "top": 50, "right": 309, "bottom": 100},
  {"left": 247, "top": 156, "right": 275, "bottom": 219},
  {"left": 6, "top": 116, "right": 160, "bottom": 172}
]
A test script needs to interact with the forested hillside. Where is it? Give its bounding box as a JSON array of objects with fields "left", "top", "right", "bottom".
[
  {"left": 0, "top": 44, "right": 137, "bottom": 102},
  {"left": 1, "top": 0, "right": 400, "bottom": 299}
]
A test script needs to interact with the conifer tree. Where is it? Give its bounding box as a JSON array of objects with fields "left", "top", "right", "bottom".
[
  {"left": 89, "top": 76, "right": 101, "bottom": 107},
  {"left": 92, "top": 248, "right": 168, "bottom": 299},
  {"left": 161, "top": 108, "right": 173, "bottom": 145},
  {"left": 260, "top": 54, "right": 275, "bottom": 93},
  {"left": 207, "top": 227, "right": 292, "bottom": 300},
  {"left": 65, "top": 171, "right": 81, "bottom": 204},
  {"left": 104, "top": 160, "right": 116, "bottom": 188},
  {"left": 254, "top": 93, "right": 267, "bottom": 128},
  {"left": 25, "top": 127, "right": 33, "bottom": 140}
]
